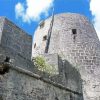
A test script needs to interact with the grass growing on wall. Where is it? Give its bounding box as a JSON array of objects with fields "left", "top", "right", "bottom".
[{"left": 33, "top": 56, "right": 57, "bottom": 75}]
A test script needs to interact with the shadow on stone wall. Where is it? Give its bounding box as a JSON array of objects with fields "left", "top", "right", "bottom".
[
  {"left": 50, "top": 56, "right": 83, "bottom": 93},
  {"left": 64, "top": 60, "right": 83, "bottom": 93},
  {"left": 58, "top": 58, "right": 83, "bottom": 100},
  {"left": 0, "top": 51, "right": 83, "bottom": 99}
]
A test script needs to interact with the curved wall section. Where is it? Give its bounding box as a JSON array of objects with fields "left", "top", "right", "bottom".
[{"left": 32, "top": 13, "right": 100, "bottom": 100}]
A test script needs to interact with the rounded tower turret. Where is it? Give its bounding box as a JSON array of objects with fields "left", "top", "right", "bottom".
[{"left": 32, "top": 13, "right": 100, "bottom": 100}]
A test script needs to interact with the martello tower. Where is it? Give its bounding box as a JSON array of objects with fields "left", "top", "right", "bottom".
[{"left": 32, "top": 13, "right": 100, "bottom": 100}]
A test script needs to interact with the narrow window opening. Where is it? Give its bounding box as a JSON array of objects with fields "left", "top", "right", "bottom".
[
  {"left": 39, "top": 20, "right": 45, "bottom": 29},
  {"left": 43, "top": 35, "right": 47, "bottom": 41},
  {"left": 72, "top": 29, "right": 77, "bottom": 42},
  {"left": 34, "top": 43, "right": 36, "bottom": 48},
  {"left": 72, "top": 29, "right": 77, "bottom": 34}
]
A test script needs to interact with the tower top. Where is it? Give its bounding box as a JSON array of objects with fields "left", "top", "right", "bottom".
[{"left": 32, "top": 13, "right": 99, "bottom": 57}]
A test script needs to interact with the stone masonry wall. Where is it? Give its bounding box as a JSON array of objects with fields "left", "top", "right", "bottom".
[
  {"left": 0, "top": 65, "right": 82, "bottom": 100},
  {"left": 49, "top": 14, "right": 100, "bottom": 100},
  {"left": 42, "top": 54, "right": 82, "bottom": 94},
  {"left": 32, "top": 13, "right": 100, "bottom": 100},
  {"left": 0, "top": 46, "right": 34, "bottom": 71},
  {"left": 0, "top": 16, "right": 83, "bottom": 100},
  {"left": 32, "top": 19, "right": 52, "bottom": 57},
  {"left": 0, "top": 17, "right": 33, "bottom": 71},
  {"left": 0, "top": 17, "right": 32, "bottom": 60}
]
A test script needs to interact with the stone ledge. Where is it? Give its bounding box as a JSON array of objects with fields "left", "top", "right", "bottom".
[{"left": 2, "top": 62, "right": 82, "bottom": 96}]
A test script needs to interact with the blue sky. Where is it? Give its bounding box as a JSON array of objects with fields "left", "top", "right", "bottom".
[{"left": 0, "top": 0, "right": 100, "bottom": 40}]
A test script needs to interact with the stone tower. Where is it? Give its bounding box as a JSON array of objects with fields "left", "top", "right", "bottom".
[
  {"left": 0, "top": 16, "right": 82, "bottom": 100},
  {"left": 32, "top": 13, "right": 100, "bottom": 100}
]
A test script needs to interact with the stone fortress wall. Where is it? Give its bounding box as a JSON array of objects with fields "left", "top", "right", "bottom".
[
  {"left": 0, "top": 13, "right": 100, "bottom": 100},
  {"left": 32, "top": 13, "right": 100, "bottom": 100},
  {"left": 0, "top": 17, "right": 34, "bottom": 71},
  {"left": 0, "top": 16, "right": 83, "bottom": 100},
  {"left": 0, "top": 17, "right": 32, "bottom": 60}
]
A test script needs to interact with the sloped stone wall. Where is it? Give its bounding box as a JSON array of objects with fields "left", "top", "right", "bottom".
[
  {"left": 0, "top": 65, "right": 83, "bottom": 100},
  {"left": 0, "top": 17, "right": 32, "bottom": 60}
]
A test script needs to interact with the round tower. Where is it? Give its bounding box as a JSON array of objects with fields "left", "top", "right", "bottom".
[{"left": 32, "top": 13, "right": 100, "bottom": 100}]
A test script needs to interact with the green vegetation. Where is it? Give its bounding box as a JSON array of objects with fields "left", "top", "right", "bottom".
[{"left": 33, "top": 56, "right": 57, "bottom": 75}]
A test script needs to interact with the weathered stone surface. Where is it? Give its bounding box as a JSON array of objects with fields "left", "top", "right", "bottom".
[
  {"left": 0, "top": 13, "right": 100, "bottom": 100},
  {"left": 33, "top": 13, "right": 100, "bottom": 100},
  {"left": 0, "top": 66, "right": 82, "bottom": 100},
  {"left": 0, "top": 17, "right": 32, "bottom": 60},
  {"left": 42, "top": 53, "right": 59, "bottom": 75},
  {"left": 0, "top": 16, "right": 83, "bottom": 100},
  {"left": 0, "top": 46, "right": 34, "bottom": 72}
]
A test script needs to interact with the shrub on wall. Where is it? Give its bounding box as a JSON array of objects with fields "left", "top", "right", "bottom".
[{"left": 33, "top": 56, "right": 57, "bottom": 75}]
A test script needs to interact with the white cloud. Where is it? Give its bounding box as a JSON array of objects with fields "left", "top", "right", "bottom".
[
  {"left": 15, "top": 0, "right": 54, "bottom": 23},
  {"left": 90, "top": 0, "right": 100, "bottom": 40}
]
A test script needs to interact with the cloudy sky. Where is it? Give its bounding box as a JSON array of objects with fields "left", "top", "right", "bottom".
[{"left": 0, "top": 0, "right": 100, "bottom": 40}]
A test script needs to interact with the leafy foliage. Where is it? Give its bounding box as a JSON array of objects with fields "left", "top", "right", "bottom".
[{"left": 33, "top": 56, "right": 57, "bottom": 75}]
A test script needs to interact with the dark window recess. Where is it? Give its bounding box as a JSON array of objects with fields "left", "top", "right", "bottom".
[
  {"left": 39, "top": 20, "right": 45, "bottom": 28},
  {"left": 72, "top": 29, "right": 77, "bottom": 41},
  {"left": 0, "top": 56, "right": 10, "bottom": 75},
  {"left": 43, "top": 35, "right": 47, "bottom": 41},
  {"left": 34, "top": 43, "right": 36, "bottom": 48},
  {"left": 70, "top": 94, "right": 73, "bottom": 100},
  {"left": 0, "top": 65, "right": 9, "bottom": 75},
  {"left": 55, "top": 97, "right": 59, "bottom": 100},
  {"left": 72, "top": 29, "right": 77, "bottom": 34},
  {"left": 4, "top": 56, "right": 10, "bottom": 62}
]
